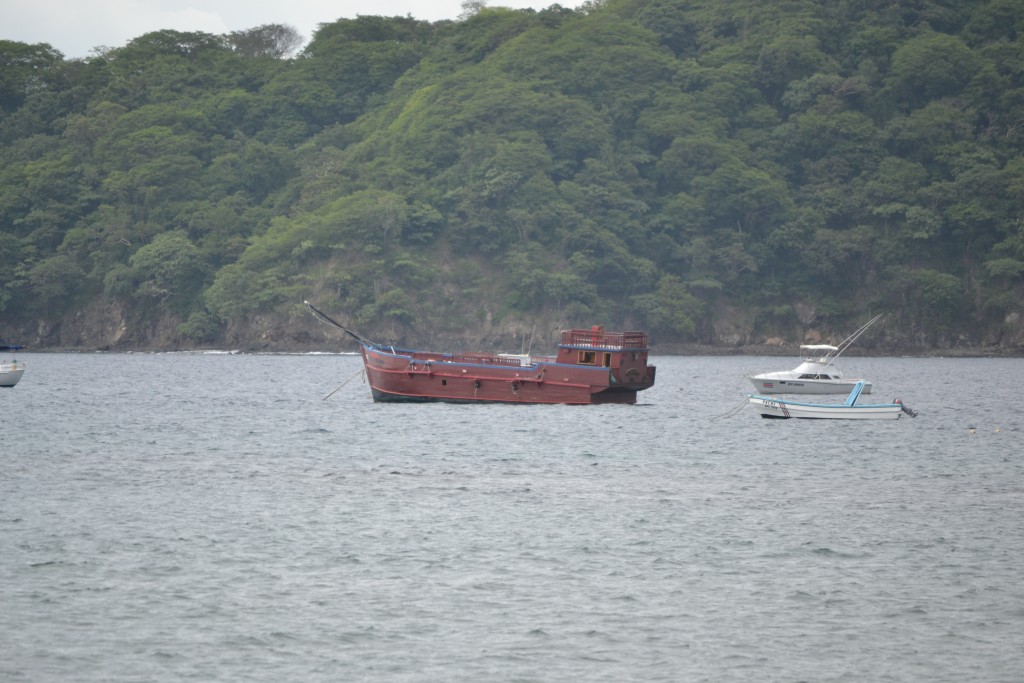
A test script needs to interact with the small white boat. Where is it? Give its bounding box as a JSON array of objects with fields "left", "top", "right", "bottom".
[
  {"left": 749, "top": 381, "right": 917, "bottom": 420},
  {"left": 749, "top": 314, "right": 881, "bottom": 394},
  {"left": 1, "top": 342, "right": 26, "bottom": 388},
  {"left": 749, "top": 344, "right": 872, "bottom": 394},
  {"left": 0, "top": 360, "right": 25, "bottom": 387}
]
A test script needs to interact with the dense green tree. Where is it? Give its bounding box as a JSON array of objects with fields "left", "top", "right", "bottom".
[
  {"left": 25, "top": 253, "right": 86, "bottom": 312},
  {"left": 755, "top": 34, "right": 836, "bottom": 103},
  {"left": 128, "top": 231, "right": 207, "bottom": 309},
  {"left": 884, "top": 32, "right": 979, "bottom": 109},
  {"left": 0, "top": 41, "right": 65, "bottom": 113},
  {"left": 228, "top": 24, "right": 304, "bottom": 58},
  {"left": 630, "top": 274, "right": 702, "bottom": 339}
]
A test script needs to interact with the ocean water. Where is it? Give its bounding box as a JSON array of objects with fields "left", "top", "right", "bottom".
[{"left": 2, "top": 352, "right": 1022, "bottom": 682}]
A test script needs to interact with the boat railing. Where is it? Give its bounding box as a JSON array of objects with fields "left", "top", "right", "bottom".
[
  {"left": 454, "top": 353, "right": 523, "bottom": 366},
  {"left": 414, "top": 351, "right": 523, "bottom": 366},
  {"left": 561, "top": 329, "right": 648, "bottom": 349}
]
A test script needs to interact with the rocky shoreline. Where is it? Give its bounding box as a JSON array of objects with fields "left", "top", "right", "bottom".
[
  {"left": 6, "top": 300, "right": 1024, "bottom": 358},
  {"left": 15, "top": 340, "right": 1023, "bottom": 358}
]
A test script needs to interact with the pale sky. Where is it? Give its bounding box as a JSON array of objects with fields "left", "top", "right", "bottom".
[{"left": 1, "top": 0, "right": 588, "bottom": 59}]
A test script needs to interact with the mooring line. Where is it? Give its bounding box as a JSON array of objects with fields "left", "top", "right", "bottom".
[
  {"left": 324, "top": 368, "right": 365, "bottom": 400},
  {"left": 714, "top": 397, "right": 749, "bottom": 419}
]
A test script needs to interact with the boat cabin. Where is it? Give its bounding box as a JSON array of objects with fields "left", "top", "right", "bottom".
[
  {"left": 554, "top": 326, "right": 654, "bottom": 386},
  {"left": 794, "top": 344, "right": 842, "bottom": 379}
]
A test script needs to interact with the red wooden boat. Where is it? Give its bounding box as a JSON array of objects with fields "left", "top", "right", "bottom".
[{"left": 307, "top": 303, "right": 656, "bottom": 404}]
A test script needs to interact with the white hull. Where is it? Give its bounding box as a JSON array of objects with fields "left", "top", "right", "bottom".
[
  {"left": 748, "top": 395, "right": 902, "bottom": 419},
  {"left": 748, "top": 380, "right": 913, "bottom": 420},
  {"left": 749, "top": 376, "right": 872, "bottom": 394},
  {"left": 0, "top": 365, "right": 25, "bottom": 387}
]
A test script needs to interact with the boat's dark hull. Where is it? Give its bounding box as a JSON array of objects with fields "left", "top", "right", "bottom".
[
  {"left": 368, "top": 384, "right": 643, "bottom": 404},
  {"left": 361, "top": 345, "right": 654, "bottom": 405},
  {"left": 368, "top": 386, "right": 642, "bottom": 404}
]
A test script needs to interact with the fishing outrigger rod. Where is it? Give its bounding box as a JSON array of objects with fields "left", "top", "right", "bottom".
[{"left": 304, "top": 301, "right": 375, "bottom": 346}]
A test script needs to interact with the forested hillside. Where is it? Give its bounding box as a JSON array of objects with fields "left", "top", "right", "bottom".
[{"left": 2, "top": 0, "right": 1024, "bottom": 353}]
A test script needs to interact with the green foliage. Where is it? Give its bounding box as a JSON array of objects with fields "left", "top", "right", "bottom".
[
  {"left": 26, "top": 253, "right": 86, "bottom": 311},
  {"left": 204, "top": 263, "right": 296, "bottom": 319},
  {"left": 129, "top": 231, "right": 204, "bottom": 294},
  {"left": 228, "top": 24, "right": 303, "bottom": 59},
  {"left": 984, "top": 257, "right": 1024, "bottom": 281},
  {"left": 630, "top": 275, "right": 702, "bottom": 339},
  {"left": 1, "top": 0, "right": 1021, "bottom": 348},
  {"left": 276, "top": 16, "right": 435, "bottom": 126},
  {"left": 177, "top": 309, "right": 222, "bottom": 342},
  {"left": 885, "top": 33, "right": 979, "bottom": 109},
  {"left": 756, "top": 34, "right": 836, "bottom": 103},
  {"left": 886, "top": 266, "right": 965, "bottom": 332},
  {"left": 0, "top": 40, "right": 66, "bottom": 114},
  {"left": 356, "top": 288, "right": 416, "bottom": 327},
  {"left": 103, "top": 264, "right": 135, "bottom": 298}
]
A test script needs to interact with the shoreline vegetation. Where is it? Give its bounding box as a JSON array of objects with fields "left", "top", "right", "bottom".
[{"left": 3, "top": 2, "right": 1024, "bottom": 353}]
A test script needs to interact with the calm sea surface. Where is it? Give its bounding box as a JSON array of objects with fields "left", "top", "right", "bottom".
[{"left": 2, "top": 352, "right": 1022, "bottom": 682}]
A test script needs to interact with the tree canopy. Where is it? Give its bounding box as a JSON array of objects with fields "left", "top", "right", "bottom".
[{"left": 1, "top": 0, "right": 1023, "bottom": 351}]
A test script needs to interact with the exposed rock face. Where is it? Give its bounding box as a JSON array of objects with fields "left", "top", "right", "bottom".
[
  {"left": 3, "top": 297, "right": 1023, "bottom": 356},
  {"left": 25, "top": 299, "right": 133, "bottom": 350}
]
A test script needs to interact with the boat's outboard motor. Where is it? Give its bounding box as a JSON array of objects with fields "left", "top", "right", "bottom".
[{"left": 894, "top": 399, "right": 918, "bottom": 417}]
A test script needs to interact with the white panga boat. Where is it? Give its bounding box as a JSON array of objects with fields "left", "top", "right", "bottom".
[
  {"left": 748, "top": 314, "right": 881, "bottom": 394},
  {"left": 748, "top": 381, "right": 917, "bottom": 420},
  {"left": 1, "top": 342, "right": 26, "bottom": 388}
]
